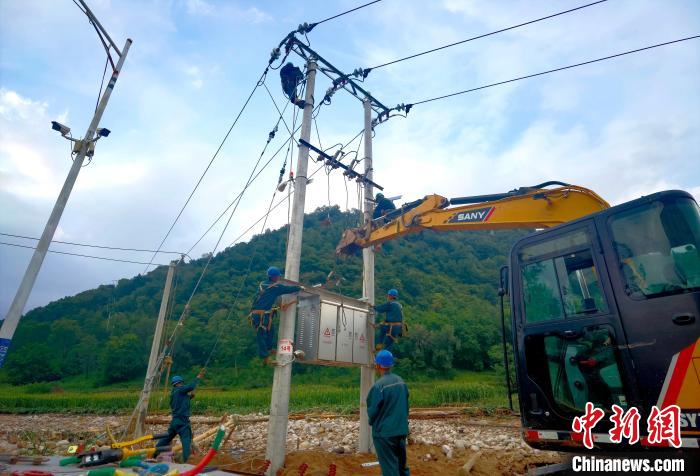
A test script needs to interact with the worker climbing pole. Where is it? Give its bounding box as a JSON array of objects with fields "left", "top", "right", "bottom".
[
  {"left": 372, "top": 289, "right": 406, "bottom": 353},
  {"left": 249, "top": 266, "right": 303, "bottom": 365}
]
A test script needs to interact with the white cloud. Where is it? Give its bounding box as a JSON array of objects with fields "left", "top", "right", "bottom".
[{"left": 186, "top": 0, "right": 214, "bottom": 16}]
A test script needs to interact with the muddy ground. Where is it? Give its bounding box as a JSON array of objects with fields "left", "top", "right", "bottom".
[{"left": 0, "top": 413, "right": 562, "bottom": 475}]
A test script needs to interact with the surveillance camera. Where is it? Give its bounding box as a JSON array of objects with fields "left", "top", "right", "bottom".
[
  {"left": 97, "top": 128, "right": 111, "bottom": 137},
  {"left": 51, "top": 121, "right": 71, "bottom": 136}
]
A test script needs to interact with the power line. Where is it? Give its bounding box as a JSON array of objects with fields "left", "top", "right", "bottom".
[
  {"left": 312, "top": 0, "right": 383, "bottom": 27},
  {"left": 365, "top": 0, "right": 609, "bottom": 72},
  {"left": 0, "top": 232, "right": 185, "bottom": 256},
  {"left": 185, "top": 99, "right": 321, "bottom": 257},
  {"left": 405, "top": 35, "right": 700, "bottom": 108},
  {"left": 226, "top": 128, "right": 365, "bottom": 248},
  {"left": 143, "top": 67, "right": 270, "bottom": 272},
  {"left": 0, "top": 241, "right": 168, "bottom": 267}
]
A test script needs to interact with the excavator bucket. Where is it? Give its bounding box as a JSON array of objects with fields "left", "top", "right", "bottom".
[{"left": 335, "top": 227, "right": 366, "bottom": 256}]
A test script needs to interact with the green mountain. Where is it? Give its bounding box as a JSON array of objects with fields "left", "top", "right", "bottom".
[{"left": 1, "top": 206, "right": 525, "bottom": 386}]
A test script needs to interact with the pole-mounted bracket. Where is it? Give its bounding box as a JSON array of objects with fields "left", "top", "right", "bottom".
[{"left": 298, "top": 138, "right": 383, "bottom": 190}]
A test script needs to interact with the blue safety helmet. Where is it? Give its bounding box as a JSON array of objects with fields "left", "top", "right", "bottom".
[
  {"left": 375, "top": 350, "right": 394, "bottom": 368},
  {"left": 171, "top": 375, "right": 184, "bottom": 386},
  {"left": 376, "top": 193, "right": 385, "bottom": 200},
  {"left": 267, "top": 266, "right": 282, "bottom": 278},
  {"left": 387, "top": 289, "right": 399, "bottom": 298}
]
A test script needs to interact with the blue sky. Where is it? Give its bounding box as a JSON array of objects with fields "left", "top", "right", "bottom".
[{"left": 1, "top": 0, "right": 699, "bottom": 316}]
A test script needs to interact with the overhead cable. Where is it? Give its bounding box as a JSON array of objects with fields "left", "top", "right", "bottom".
[
  {"left": 405, "top": 35, "right": 700, "bottom": 108},
  {"left": 185, "top": 100, "right": 322, "bottom": 257},
  {"left": 311, "top": 0, "right": 383, "bottom": 29},
  {"left": 226, "top": 127, "right": 365, "bottom": 248},
  {"left": 363, "top": 0, "right": 609, "bottom": 73},
  {"left": 0, "top": 241, "right": 168, "bottom": 267},
  {"left": 143, "top": 67, "right": 270, "bottom": 272},
  {"left": 0, "top": 232, "right": 185, "bottom": 256}
]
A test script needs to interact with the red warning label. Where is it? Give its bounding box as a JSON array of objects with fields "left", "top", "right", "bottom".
[
  {"left": 324, "top": 328, "right": 331, "bottom": 337},
  {"left": 359, "top": 334, "right": 366, "bottom": 342}
]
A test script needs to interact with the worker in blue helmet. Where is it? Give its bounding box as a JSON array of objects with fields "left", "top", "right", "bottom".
[
  {"left": 367, "top": 350, "right": 410, "bottom": 476},
  {"left": 156, "top": 368, "right": 205, "bottom": 462},
  {"left": 372, "top": 289, "right": 405, "bottom": 352},
  {"left": 249, "top": 266, "right": 304, "bottom": 364}
]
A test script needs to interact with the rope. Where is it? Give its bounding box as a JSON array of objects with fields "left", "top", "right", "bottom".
[
  {"left": 406, "top": 35, "right": 700, "bottom": 107},
  {"left": 364, "top": 0, "right": 609, "bottom": 72}
]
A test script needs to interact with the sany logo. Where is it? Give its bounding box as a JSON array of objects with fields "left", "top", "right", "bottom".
[
  {"left": 448, "top": 206, "right": 495, "bottom": 223},
  {"left": 572, "top": 403, "right": 682, "bottom": 449}
]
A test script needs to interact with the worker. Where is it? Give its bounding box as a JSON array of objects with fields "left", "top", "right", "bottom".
[
  {"left": 373, "top": 289, "right": 404, "bottom": 352},
  {"left": 367, "top": 350, "right": 410, "bottom": 476},
  {"left": 250, "top": 266, "right": 303, "bottom": 364},
  {"left": 156, "top": 368, "right": 205, "bottom": 462},
  {"left": 373, "top": 193, "right": 397, "bottom": 221}
]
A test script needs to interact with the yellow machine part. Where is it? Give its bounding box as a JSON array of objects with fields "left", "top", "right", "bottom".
[{"left": 337, "top": 184, "right": 610, "bottom": 254}]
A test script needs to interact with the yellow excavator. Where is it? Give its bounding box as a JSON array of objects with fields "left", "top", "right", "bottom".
[
  {"left": 336, "top": 181, "right": 609, "bottom": 254},
  {"left": 337, "top": 182, "right": 700, "bottom": 453}
]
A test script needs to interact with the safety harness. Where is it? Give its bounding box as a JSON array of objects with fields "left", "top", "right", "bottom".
[
  {"left": 380, "top": 302, "right": 408, "bottom": 341},
  {"left": 249, "top": 282, "right": 297, "bottom": 331}
]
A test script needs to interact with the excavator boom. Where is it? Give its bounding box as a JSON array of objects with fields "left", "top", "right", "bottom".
[{"left": 336, "top": 182, "right": 609, "bottom": 255}]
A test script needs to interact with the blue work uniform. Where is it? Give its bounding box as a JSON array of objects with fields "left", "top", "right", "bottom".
[
  {"left": 374, "top": 300, "right": 404, "bottom": 352},
  {"left": 250, "top": 280, "right": 301, "bottom": 358},
  {"left": 156, "top": 378, "right": 198, "bottom": 462},
  {"left": 367, "top": 372, "right": 410, "bottom": 476}
]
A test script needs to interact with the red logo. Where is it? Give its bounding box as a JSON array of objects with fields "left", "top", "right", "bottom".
[
  {"left": 647, "top": 404, "right": 681, "bottom": 448},
  {"left": 609, "top": 405, "right": 640, "bottom": 444},
  {"left": 572, "top": 402, "right": 605, "bottom": 449}
]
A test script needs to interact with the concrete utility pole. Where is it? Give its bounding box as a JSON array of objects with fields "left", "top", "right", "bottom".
[
  {"left": 130, "top": 260, "right": 177, "bottom": 436},
  {"left": 359, "top": 98, "right": 376, "bottom": 453},
  {"left": 0, "top": 4, "right": 132, "bottom": 367},
  {"left": 266, "top": 57, "right": 317, "bottom": 474}
]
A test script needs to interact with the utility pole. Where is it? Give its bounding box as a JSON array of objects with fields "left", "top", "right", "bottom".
[
  {"left": 359, "top": 98, "right": 376, "bottom": 453},
  {"left": 265, "top": 57, "right": 317, "bottom": 475},
  {"left": 129, "top": 260, "right": 177, "bottom": 436},
  {"left": 0, "top": 2, "right": 132, "bottom": 367}
]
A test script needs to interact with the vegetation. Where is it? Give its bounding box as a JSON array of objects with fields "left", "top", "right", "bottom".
[
  {"left": 0, "top": 206, "right": 524, "bottom": 404},
  {"left": 0, "top": 371, "right": 510, "bottom": 414}
]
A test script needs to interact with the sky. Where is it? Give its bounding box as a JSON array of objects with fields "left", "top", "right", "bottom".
[{"left": 1, "top": 0, "right": 699, "bottom": 317}]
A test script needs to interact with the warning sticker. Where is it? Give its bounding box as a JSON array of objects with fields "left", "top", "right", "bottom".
[
  {"left": 323, "top": 328, "right": 331, "bottom": 337},
  {"left": 278, "top": 338, "right": 293, "bottom": 355},
  {"left": 359, "top": 334, "right": 366, "bottom": 342}
]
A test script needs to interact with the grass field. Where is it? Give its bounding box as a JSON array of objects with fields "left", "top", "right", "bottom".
[{"left": 0, "top": 371, "right": 512, "bottom": 414}]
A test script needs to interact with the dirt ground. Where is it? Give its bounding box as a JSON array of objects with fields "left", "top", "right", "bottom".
[
  {"left": 206, "top": 445, "right": 562, "bottom": 476},
  {"left": 0, "top": 413, "right": 563, "bottom": 476}
]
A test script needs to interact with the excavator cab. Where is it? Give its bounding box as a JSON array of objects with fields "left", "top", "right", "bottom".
[{"left": 509, "top": 190, "right": 700, "bottom": 451}]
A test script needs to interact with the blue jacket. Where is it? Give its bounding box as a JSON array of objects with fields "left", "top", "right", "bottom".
[
  {"left": 170, "top": 378, "right": 198, "bottom": 420},
  {"left": 374, "top": 300, "right": 403, "bottom": 323},
  {"left": 251, "top": 280, "right": 301, "bottom": 312},
  {"left": 367, "top": 372, "right": 409, "bottom": 437}
]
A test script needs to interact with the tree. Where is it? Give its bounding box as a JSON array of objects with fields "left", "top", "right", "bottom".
[
  {"left": 5, "top": 344, "right": 61, "bottom": 385},
  {"left": 101, "top": 334, "right": 146, "bottom": 383}
]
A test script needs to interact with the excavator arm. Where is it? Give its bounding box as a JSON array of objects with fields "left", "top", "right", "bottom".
[{"left": 336, "top": 182, "right": 609, "bottom": 255}]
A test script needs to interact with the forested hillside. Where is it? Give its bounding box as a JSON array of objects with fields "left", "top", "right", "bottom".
[{"left": 1, "top": 206, "right": 526, "bottom": 386}]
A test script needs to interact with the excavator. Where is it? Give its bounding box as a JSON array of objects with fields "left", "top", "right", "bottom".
[{"left": 336, "top": 182, "right": 700, "bottom": 452}]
